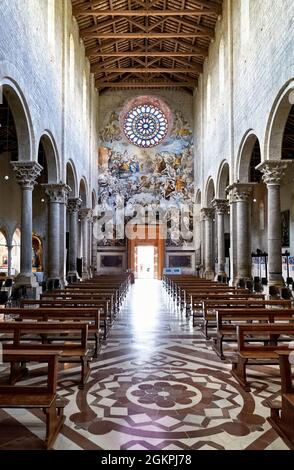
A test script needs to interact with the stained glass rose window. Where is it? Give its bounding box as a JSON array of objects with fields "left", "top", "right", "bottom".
[{"left": 123, "top": 104, "right": 168, "bottom": 148}]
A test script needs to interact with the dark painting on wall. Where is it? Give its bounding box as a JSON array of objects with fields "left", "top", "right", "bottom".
[
  {"left": 101, "top": 255, "right": 123, "bottom": 268},
  {"left": 281, "top": 210, "right": 290, "bottom": 247},
  {"left": 169, "top": 255, "right": 192, "bottom": 269}
]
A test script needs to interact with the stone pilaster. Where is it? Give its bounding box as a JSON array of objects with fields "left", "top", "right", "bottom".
[{"left": 12, "top": 161, "right": 43, "bottom": 286}]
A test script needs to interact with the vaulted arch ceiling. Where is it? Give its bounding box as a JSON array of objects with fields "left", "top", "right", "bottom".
[{"left": 72, "top": 0, "right": 223, "bottom": 92}]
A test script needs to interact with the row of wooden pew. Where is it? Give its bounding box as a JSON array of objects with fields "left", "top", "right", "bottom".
[
  {"left": 163, "top": 274, "right": 294, "bottom": 449},
  {"left": 0, "top": 274, "right": 131, "bottom": 449}
]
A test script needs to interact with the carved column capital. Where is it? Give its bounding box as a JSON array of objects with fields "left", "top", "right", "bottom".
[
  {"left": 79, "top": 208, "right": 92, "bottom": 221},
  {"left": 256, "top": 161, "right": 289, "bottom": 185},
  {"left": 201, "top": 208, "right": 215, "bottom": 221},
  {"left": 212, "top": 199, "right": 229, "bottom": 215},
  {"left": 67, "top": 197, "right": 82, "bottom": 214},
  {"left": 227, "top": 183, "right": 253, "bottom": 203},
  {"left": 43, "top": 184, "right": 71, "bottom": 204},
  {"left": 11, "top": 161, "right": 43, "bottom": 189}
]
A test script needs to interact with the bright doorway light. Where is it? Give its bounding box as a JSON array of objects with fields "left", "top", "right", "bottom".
[{"left": 137, "top": 246, "right": 155, "bottom": 279}]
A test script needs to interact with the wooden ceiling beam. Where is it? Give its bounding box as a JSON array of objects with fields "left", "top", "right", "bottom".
[
  {"left": 82, "top": 32, "right": 212, "bottom": 39},
  {"left": 88, "top": 51, "right": 206, "bottom": 57},
  {"left": 92, "top": 67, "right": 202, "bottom": 74},
  {"left": 96, "top": 81, "right": 197, "bottom": 88},
  {"left": 73, "top": 9, "right": 221, "bottom": 18}
]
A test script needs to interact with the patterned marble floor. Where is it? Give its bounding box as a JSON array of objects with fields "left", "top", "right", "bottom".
[{"left": 0, "top": 280, "right": 290, "bottom": 450}]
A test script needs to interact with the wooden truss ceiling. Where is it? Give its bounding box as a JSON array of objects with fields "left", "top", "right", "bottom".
[{"left": 71, "top": 0, "right": 223, "bottom": 92}]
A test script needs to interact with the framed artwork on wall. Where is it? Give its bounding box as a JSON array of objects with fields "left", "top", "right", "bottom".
[{"left": 281, "top": 210, "right": 290, "bottom": 247}]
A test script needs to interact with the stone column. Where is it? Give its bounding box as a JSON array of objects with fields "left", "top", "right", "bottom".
[
  {"left": 229, "top": 183, "right": 253, "bottom": 282},
  {"left": 92, "top": 215, "right": 98, "bottom": 276},
  {"left": 44, "top": 184, "right": 69, "bottom": 282},
  {"left": 201, "top": 208, "right": 215, "bottom": 280},
  {"left": 67, "top": 198, "right": 82, "bottom": 278},
  {"left": 7, "top": 245, "right": 13, "bottom": 277},
  {"left": 79, "top": 208, "right": 92, "bottom": 280},
  {"left": 257, "top": 161, "right": 289, "bottom": 286},
  {"left": 59, "top": 187, "right": 70, "bottom": 286},
  {"left": 213, "top": 199, "right": 229, "bottom": 277},
  {"left": 87, "top": 213, "right": 93, "bottom": 278},
  {"left": 12, "top": 161, "right": 43, "bottom": 286}
]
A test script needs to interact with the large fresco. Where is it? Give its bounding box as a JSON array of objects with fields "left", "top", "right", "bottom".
[{"left": 97, "top": 98, "right": 194, "bottom": 247}]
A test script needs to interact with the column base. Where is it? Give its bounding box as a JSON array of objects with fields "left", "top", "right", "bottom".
[
  {"left": 67, "top": 271, "right": 80, "bottom": 282},
  {"left": 269, "top": 274, "right": 285, "bottom": 287},
  {"left": 215, "top": 271, "right": 227, "bottom": 280},
  {"left": 82, "top": 269, "right": 90, "bottom": 280},
  {"left": 205, "top": 270, "right": 215, "bottom": 280},
  {"left": 14, "top": 273, "right": 39, "bottom": 288}
]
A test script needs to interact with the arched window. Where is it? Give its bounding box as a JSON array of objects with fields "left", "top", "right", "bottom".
[
  {"left": 123, "top": 104, "right": 168, "bottom": 148},
  {"left": 48, "top": 0, "right": 55, "bottom": 50},
  {"left": 219, "top": 38, "right": 225, "bottom": 94},
  {"left": 12, "top": 229, "right": 21, "bottom": 276},
  {"left": 241, "top": 0, "right": 250, "bottom": 47},
  {"left": 0, "top": 231, "right": 8, "bottom": 274},
  {"left": 69, "top": 35, "right": 75, "bottom": 94}
]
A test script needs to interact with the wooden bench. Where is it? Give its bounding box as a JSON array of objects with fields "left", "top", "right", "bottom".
[
  {"left": 267, "top": 351, "right": 294, "bottom": 449},
  {"left": 0, "top": 349, "right": 65, "bottom": 449},
  {"left": 4, "top": 307, "right": 101, "bottom": 356},
  {"left": 202, "top": 299, "right": 291, "bottom": 338},
  {"left": 20, "top": 299, "right": 110, "bottom": 335},
  {"left": 0, "top": 322, "right": 91, "bottom": 388},
  {"left": 214, "top": 308, "right": 294, "bottom": 359},
  {"left": 231, "top": 324, "right": 294, "bottom": 391}
]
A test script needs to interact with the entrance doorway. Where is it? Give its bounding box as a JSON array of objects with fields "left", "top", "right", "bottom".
[{"left": 136, "top": 246, "right": 155, "bottom": 279}]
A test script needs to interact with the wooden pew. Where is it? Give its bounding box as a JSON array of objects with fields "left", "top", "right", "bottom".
[
  {"left": 0, "top": 322, "right": 91, "bottom": 388},
  {"left": 267, "top": 351, "right": 294, "bottom": 449},
  {"left": 0, "top": 349, "right": 65, "bottom": 449},
  {"left": 214, "top": 308, "right": 294, "bottom": 359},
  {"left": 20, "top": 299, "right": 110, "bottom": 336},
  {"left": 202, "top": 299, "right": 291, "bottom": 338},
  {"left": 231, "top": 324, "right": 294, "bottom": 391},
  {"left": 4, "top": 307, "right": 101, "bottom": 356}
]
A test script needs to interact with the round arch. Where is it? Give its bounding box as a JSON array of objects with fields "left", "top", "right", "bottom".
[
  {"left": 236, "top": 131, "right": 261, "bottom": 183},
  {"left": 204, "top": 177, "right": 216, "bottom": 207},
  {"left": 66, "top": 160, "right": 78, "bottom": 197},
  {"left": 0, "top": 78, "right": 33, "bottom": 161},
  {"left": 264, "top": 80, "right": 294, "bottom": 161},
  {"left": 195, "top": 189, "right": 202, "bottom": 205},
  {"left": 38, "top": 132, "right": 60, "bottom": 183},
  {"left": 216, "top": 160, "right": 230, "bottom": 198},
  {"left": 79, "top": 177, "right": 89, "bottom": 208}
]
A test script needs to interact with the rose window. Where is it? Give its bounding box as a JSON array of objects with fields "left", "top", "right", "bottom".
[{"left": 123, "top": 104, "right": 168, "bottom": 148}]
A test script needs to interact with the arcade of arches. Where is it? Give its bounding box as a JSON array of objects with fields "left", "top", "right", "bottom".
[{"left": 1, "top": 0, "right": 294, "bottom": 452}]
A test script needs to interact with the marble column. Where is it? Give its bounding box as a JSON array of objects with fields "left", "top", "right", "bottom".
[
  {"left": 201, "top": 208, "right": 215, "bottom": 280},
  {"left": 92, "top": 215, "right": 98, "bottom": 276},
  {"left": 229, "top": 183, "right": 253, "bottom": 283},
  {"left": 59, "top": 187, "right": 70, "bottom": 286},
  {"left": 7, "top": 245, "right": 12, "bottom": 277},
  {"left": 12, "top": 161, "right": 43, "bottom": 286},
  {"left": 213, "top": 199, "right": 229, "bottom": 277},
  {"left": 44, "top": 184, "right": 69, "bottom": 282},
  {"left": 88, "top": 213, "right": 93, "bottom": 278},
  {"left": 67, "top": 198, "right": 82, "bottom": 278},
  {"left": 257, "top": 161, "right": 289, "bottom": 286},
  {"left": 79, "top": 208, "right": 92, "bottom": 280}
]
